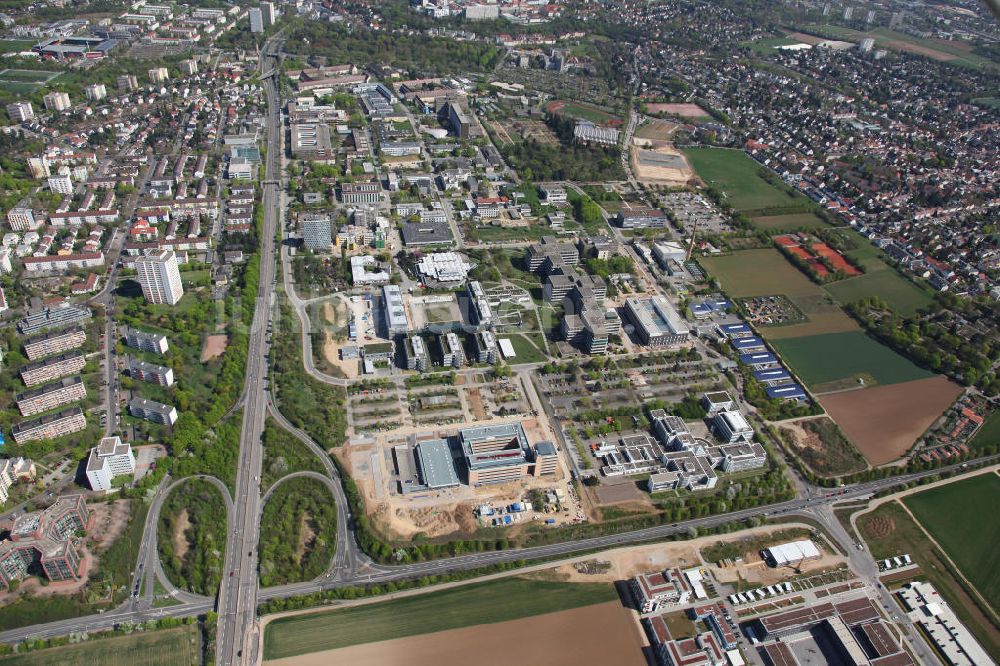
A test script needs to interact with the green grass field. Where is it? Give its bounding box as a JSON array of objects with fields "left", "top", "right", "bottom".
[
  {"left": 824, "top": 269, "right": 933, "bottom": 318},
  {"left": 263, "top": 577, "right": 617, "bottom": 659},
  {"left": 0, "top": 40, "right": 36, "bottom": 55},
  {"left": 501, "top": 332, "right": 547, "bottom": 364},
  {"left": 904, "top": 474, "right": 1000, "bottom": 614},
  {"left": 750, "top": 212, "right": 829, "bottom": 232},
  {"left": 699, "top": 249, "right": 858, "bottom": 339},
  {"left": 858, "top": 501, "right": 1000, "bottom": 657},
  {"left": 771, "top": 330, "right": 932, "bottom": 392},
  {"left": 0, "top": 69, "right": 56, "bottom": 83},
  {"left": 974, "top": 97, "right": 1000, "bottom": 109},
  {"left": 969, "top": 412, "right": 1000, "bottom": 451},
  {"left": 682, "top": 148, "right": 800, "bottom": 212},
  {"left": 553, "top": 100, "right": 620, "bottom": 125},
  {"left": 0, "top": 625, "right": 200, "bottom": 665}
]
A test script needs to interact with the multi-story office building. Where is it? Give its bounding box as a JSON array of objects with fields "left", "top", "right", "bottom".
[
  {"left": 260, "top": 1, "right": 276, "bottom": 24},
  {"left": 42, "top": 91, "right": 71, "bottom": 112},
  {"left": 12, "top": 407, "right": 86, "bottom": 444},
  {"left": 20, "top": 351, "right": 86, "bottom": 387},
  {"left": 712, "top": 410, "right": 754, "bottom": 443},
  {"left": 461, "top": 423, "right": 548, "bottom": 486},
  {"left": 23, "top": 327, "right": 86, "bottom": 361},
  {"left": 381, "top": 285, "right": 409, "bottom": 336},
  {"left": 302, "top": 215, "right": 332, "bottom": 250},
  {"left": 18, "top": 303, "right": 92, "bottom": 335},
  {"left": 6, "top": 101, "right": 34, "bottom": 122},
  {"left": 128, "top": 357, "right": 174, "bottom": 386},
  {"left": 122, "top": 327, "right": 169, "bottom": 355},
  {"left": 340, "top": 182, "right": 382, "bottom": 204},
  {"left": 403, "top": 335, "right": 430, "bottom": 371},
  {"left": 525, "top": 236, "right": 579, "bottom": 274},
  {"left": 129, "top": 397, "right": 177, "bottom": 425},
  {"left": 136, "top": 249, "right": 184, "bottom": 305},
  {"left": 466, "top": 281, "right": 494, "bottom": 328},
  {"left": 533, "top": 441, "right": 559, "bottom": 475},
  {"left": 439, "top": 332, "right": 465, "bottom": 368},
  {"left": 623, "top": 296, "right": 690, "bottom": 347},
  {"left": 15, "top": 376, "right": 86, "bottom": 417},
  {"left": 0, "top": 495, "right": 88, "bottom": 589},
  {"left": 85, "top": 436, "right": 136, "bottom": 491},
  {"left": 474, "top": 329, "right": 499, "bottom": 364}
]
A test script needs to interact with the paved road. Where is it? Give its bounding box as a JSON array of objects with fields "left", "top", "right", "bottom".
[
  {"left": 215, "top": 36, "right": 285, "bottom": 666},
  {"left": 0, "top": 456, "right": 993, "bottom": 650}
]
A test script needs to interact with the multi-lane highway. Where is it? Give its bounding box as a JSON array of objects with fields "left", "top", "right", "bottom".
[{"left": 214, "top": 35, "right": 285, "bottom": 666}]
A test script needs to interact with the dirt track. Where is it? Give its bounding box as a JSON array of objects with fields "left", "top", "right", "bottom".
[
  {"left": 819, "top": 376, "right": 962, "bottom": 466},
  {"left": 265, "top": 601, "right": 647, "bottom": 666}
]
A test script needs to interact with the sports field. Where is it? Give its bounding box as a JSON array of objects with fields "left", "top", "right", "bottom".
[
  {"left": 263, "top": 577, "right": 618, "bottom": 660},
  {"left": 771, "top": 330, "right": 932, "bottom": 392},
  {"left": 970, "top": 412, "right": 1000, "bottom": 451},
  {"left": 699, "top": 249, "right": 857, "bottom": 339},
  {"left": 0, "top": 625, "right": 200, "bottom": 665},
  {"left": 750, "top": 212, "right": 829, "bottom": 232},
  {"left": 803, "top": 25, "right": 997, "bottom": 70},
  {"left": 682, "top": 147, "right": 799, "bottom": 212},
  {"left": 904, "top": 473, "right": 1000, "bottom": 614}
]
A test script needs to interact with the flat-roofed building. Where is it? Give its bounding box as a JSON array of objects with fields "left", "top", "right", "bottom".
[
  {"left": 525, "top": 236, "right": 579, "bottom": 274},
  {"left": 439, "top": 332, "right": 465, "bottom": 368},
  {"left": 340, "top": 182, "right": 382, "bottom": 204},
  {"left": 20, "top": 351, "right": 86, "bottom": 387},
  {"left": 136, "top": 249, "right": 184, "bottom": 305},
  {"left": 762, "top": 539, "right": 821, "bottom": 568},
  {"left": 403, "top": 335, "right": 430, "bottom": 371},
  {"left": 461, "top": 422, "right": 534, "bottom": 486},
  {"left": 631, "top": 569, "right": 688, "bottom": 613},
  {"left": 466, "top": 280, "right": 493, "bottom": 328},
  {"left": 12, "top": 407, "right": 86, "bottom": 444},
  {"left": 15, "top": 376, "right": 86, "bottom": 417},
  {"left": 18, "top": 303, "right": 92, "bottom": 335},
  {"left": 533, "top": 441, "right": 558, "bottom": 475},
  {"left": 381, "top": 285, "right": 409, "bottom": 336},
  {"left": 701, "top": 391, "right": 735, "bottom": 415},
  {"left": 414, "top": 439, "right": 460, "bottom": 489},
  {"left": 85, "top": 436, "right": 136, "bottom": 491},
  {"left": 713, "top": 410, "right": 753, "bottom": 443},
  {"left": 624, "top": 296, "right": 690, "bottom": 347},
  {"left": 898, "top": 581, "right": 988, "bottom": 666},
  {"left": 474, "top": 329, "right": 499, "bottom": 364},
  {"left": 129, "top": 398, "right": 177, "bottom": 425},
  {"left": 401, "top": 220, "right": 453, "bottom": 246},
  {"left": 23, "top": 327, "right": 86, "bottom": 361},
  {"left": 302, "top": 215, "right": 332, "bottom": 250}
]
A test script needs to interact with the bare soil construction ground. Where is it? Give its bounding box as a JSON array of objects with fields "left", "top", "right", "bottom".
[
  {"left": 819, "top": 376, "right": 962, "bottom": 466},
  {"left": 200, "top": 335, "right": 228, "bottom": 362},
  {"left": 645, "top": 102, "right": 709, "bottom": 118},
  {"left": 631, "top": 143, "right": 693, "bottom": 186},
  {"left": 265, "top": 601, "right": 647, "bottom": 666},
  {"left": 172, "top": 508, "right": 191, "bottom": 561},
  {"left": 88, "top": 500, "right": 132, "bottom": 550}
]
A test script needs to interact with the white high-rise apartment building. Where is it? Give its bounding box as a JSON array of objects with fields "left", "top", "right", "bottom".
[
  {"left": 6, "top": 102, "right": 34, "bottom": 122},
  {"left": 136, "top": 249, "right": 184, "bottom": 305},
  {"left": 249, "top": 7, "right": 264, "bottom": 33},
  {"left": 260, "top": 1, "right": 276, "bottom": 26},
  {"left": 42, "top": 92, "right": 71, "bottom": 112},
  {"left": 85, "top": 84, "right": 107, "bottom": 101},
  {"left": 48, "top": 173, "right": 73, "bottom": 194},
  {"left": 85, "top": 436, "right": 136, "bottom": 491}
]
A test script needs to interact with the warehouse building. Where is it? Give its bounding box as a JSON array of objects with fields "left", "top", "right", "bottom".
[
  {"left": 624, "top": 296, "right": 690, "bottom": 347},
  {"left": 762, "top": 539, "right": 821, "bottom": 568},
  {"left": 414, "top": 439, "right": 460, "bottom": 489},
  {"left": 898, "top": 582, "right": 990, "bottom": 666},
  {"left": 401, "top": 220, "right": 453, "bottom": 246}
]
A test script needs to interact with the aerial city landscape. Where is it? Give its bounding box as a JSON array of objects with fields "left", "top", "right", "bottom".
[{"left": 0, "top": 0, "right": 996, "bottom": 663}]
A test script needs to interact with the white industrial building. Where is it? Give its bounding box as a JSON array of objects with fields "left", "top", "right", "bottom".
[
  {"left": 416, "top": 252, "right": 474, "bottom": 284},
  {"left": 350, "top": 255, "right": 390, "bottom": 285},
  {"left": 763, "top": 540, "right": 821, "bottom": 567}
]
